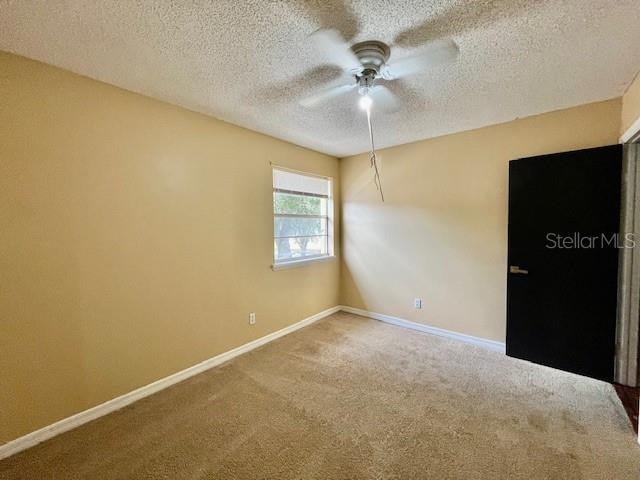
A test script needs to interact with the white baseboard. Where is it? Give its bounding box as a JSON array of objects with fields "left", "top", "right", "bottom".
[
  {"left": 0, "top": 306, "right": 341, "bottom": 461},
  {"left": 339, "top": 305, "right": 506, "bottom": 353}
]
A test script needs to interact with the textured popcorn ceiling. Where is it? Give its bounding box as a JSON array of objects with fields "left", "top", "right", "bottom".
[{"left": 1, "top": 1, "right": 639, "bottom": 157}]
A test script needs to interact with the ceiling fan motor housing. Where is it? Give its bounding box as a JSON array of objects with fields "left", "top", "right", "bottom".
[{"left": 352, "top": 40, "right": 390, "bottom": 95}]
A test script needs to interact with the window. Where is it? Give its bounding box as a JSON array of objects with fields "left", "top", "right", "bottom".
[{"left": 272, "top": 167, "right": 333, "bottom": 267}]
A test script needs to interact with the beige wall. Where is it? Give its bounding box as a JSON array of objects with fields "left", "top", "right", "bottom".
[
  {"left": 622, "top": 72, "right": 640, "bottom": 136},
  {"left": 340, "top": 99, "right": 621, "bottom": 342},
  {"left": 0, "top": 52, "right": 340, "bottom": 444}
]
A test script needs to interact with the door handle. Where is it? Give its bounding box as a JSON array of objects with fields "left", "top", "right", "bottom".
[{"left": 509, "top": 265, "right": 529, "bottom": 274}]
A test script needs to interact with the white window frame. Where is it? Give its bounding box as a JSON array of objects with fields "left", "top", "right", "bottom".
[{"left": 271, "top": 166, "right": 335, "bottom": 270}]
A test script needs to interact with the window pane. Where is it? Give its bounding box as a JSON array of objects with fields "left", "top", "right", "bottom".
[
  {"left": 274, "top": 216, "right": 327, "bottom": 238},
  {"left": 272, "top": 168, "right": 332, "bottom": 264},
  {"left": 274, "top": 192, "right": 325, "bottom": 215},
  {"left": 274, "top": 235, "right": 328, "bottom": 261}
]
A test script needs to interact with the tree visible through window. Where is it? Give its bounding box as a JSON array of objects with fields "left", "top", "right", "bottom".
[{"left": 273, "top": 168, "right": 332, "bottom": 264}]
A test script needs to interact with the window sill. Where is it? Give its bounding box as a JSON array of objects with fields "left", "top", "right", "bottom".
[{"left": 271, "top": 255, "right": 336, "bottom": 271}]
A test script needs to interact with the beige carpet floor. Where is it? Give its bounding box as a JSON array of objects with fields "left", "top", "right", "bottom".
[{"left": 1, "top": 312, "right": 638, "bottom": 479}]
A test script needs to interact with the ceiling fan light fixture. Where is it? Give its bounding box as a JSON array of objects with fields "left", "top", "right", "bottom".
[{"left": 359, "top": 94, "right": 373, "bottom": 111}]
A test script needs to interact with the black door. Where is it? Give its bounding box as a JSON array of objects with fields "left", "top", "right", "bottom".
[{"left": 506, "top": 145, "right": 621, "bottom": 382}]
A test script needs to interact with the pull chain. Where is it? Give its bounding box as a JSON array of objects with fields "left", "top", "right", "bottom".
[{"left": 365, "top": 105, "right": 384, "bottom": 202}]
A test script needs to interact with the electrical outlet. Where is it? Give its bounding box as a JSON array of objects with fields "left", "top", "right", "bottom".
[
  {"left": 249, "top": 312, "right": 256, "bottom": 325},
  {"left": 414, "top": 298, "right": 422, "bottom": 309}
]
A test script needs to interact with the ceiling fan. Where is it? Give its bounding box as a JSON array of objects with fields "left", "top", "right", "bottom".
[
  {"left": 299, "top": 28, "right": 459, "bottom": 111},
  {"left": 299, "top": 28, "right": 459, "bottom": 202}
]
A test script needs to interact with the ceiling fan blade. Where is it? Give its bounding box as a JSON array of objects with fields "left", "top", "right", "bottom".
[
  {"left": 383, "top": 39, "right": 459, "bottom": 79},
  {"left": 308, "top": 28, "right": 361, "bottom": 72},
  {"left": 299, "top": 82, "right": 356, "bottom": 108},
  {"left": 370, "top": 85, "right": 401, "bottom": 113}
]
